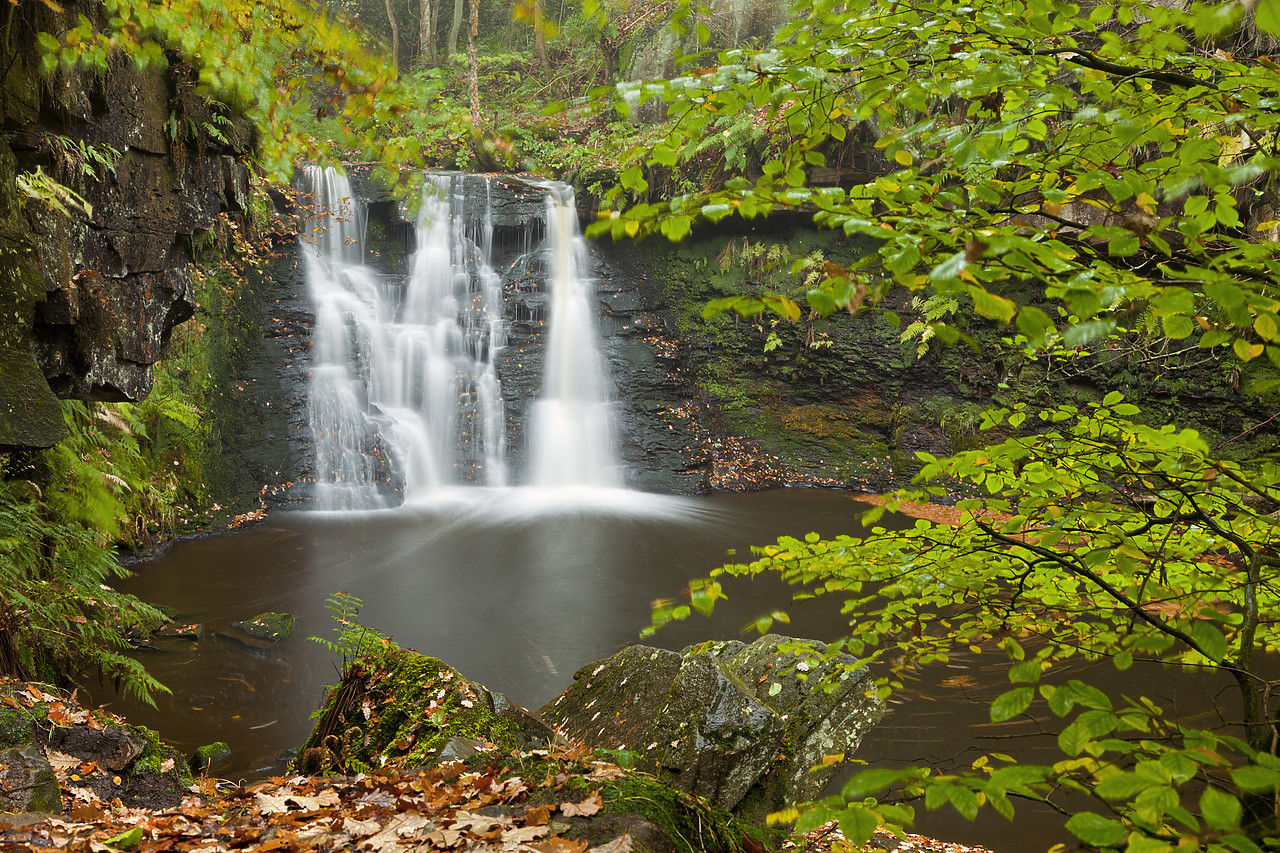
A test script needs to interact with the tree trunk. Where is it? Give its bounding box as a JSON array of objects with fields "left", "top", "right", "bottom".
[
  {"left": 418, "top": 0, "right": 436, "bottom": 67},
  {"left": 446, "top": 0, "right": 462, "bottom": 58},
  {"left": 384, "top": 0, "right": 400, "bottom": 71},
  {"left": 466, "top": 0, "right": 480, "bottom": 128},
  {"left": 533, "top": 0, "right": 548, "bottom": 74}
]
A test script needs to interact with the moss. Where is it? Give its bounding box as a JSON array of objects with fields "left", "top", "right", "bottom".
[
  {"left": 189, "top": 740, "right": 231, "bottom": 773},
  {"left": 301, "top": 646, "right": 540, "bottom": 774},
  {"left": 127, "top": 722, "right": 192, "bottom": 787},
  {"left": 0, "top": 707, "right": 35, "bottom": 749}
]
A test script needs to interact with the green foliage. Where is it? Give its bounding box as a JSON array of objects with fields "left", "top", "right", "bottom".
[
  {"left": 590, "top": 0, "right": 1280, "bottom": 377},
  {"left": 308, "top": 591, "right": 378, "bottom": 670},
  {"left": 0, "top": 458, "right": 168, "bottom": 706},
  {"left": 653, "top": 397, "right": 1280, "bottom": 848}
]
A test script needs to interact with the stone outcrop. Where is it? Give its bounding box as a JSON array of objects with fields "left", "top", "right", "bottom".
[
  {"left": 538, "top": 634, "right": 884, "bottom": 824},
  {"left": 0, "top": 680, "right": 191, "bottom": 810},
  {"left": 0, "top": 0, "right": 252, "bottom": 449}
]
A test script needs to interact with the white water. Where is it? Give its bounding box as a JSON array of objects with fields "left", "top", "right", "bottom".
[
  {"left": 529, "top": 183, "right": 620, "bottom": 488},
  {"left": 304, "top": 167, "right": 508, "bottom": 509},
  {"left": 305, "top": 169, "right": 621, "bottom": 509}
]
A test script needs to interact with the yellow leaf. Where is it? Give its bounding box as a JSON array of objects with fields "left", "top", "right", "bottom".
[
  {"left": 624, "top": 219, "right": 639, "bottom": 237},
  {"left": 1136, "top": 192, "right": 1157, "bottom": 215},
  {"left": 894, "top": 149, "right": 914, "bottom": 166}
]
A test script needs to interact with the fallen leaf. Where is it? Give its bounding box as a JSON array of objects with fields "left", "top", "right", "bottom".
[
  {"left": 524, "top": 805, "right": 552, "bottom": 826},
  {"left": 254, "top": 792, "right": 292, "bottom": 814},
  {"left": 590, "top": 834, "right": 634, "bottom": 853},
  {"left": 532, "top": 838, "right": 589, "bottom": 853},
  {"left": 502, "top": 825, "right": 550, "bottom": 847},
  {"left": 560, "top": 793, "right": 602, "bottom": 817}
]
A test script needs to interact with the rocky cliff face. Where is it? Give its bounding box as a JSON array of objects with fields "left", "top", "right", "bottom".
[{"left": 0, "top": 0, "right": 251, "bottom": 450}]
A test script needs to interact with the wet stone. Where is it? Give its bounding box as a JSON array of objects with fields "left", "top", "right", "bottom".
[{"left": 231, "top": 612, "right": 295, "bottom": 642}]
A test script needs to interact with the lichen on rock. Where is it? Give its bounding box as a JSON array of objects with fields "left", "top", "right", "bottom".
[{"left": 539, "top": 635, "right": 884, "bottom": 826}]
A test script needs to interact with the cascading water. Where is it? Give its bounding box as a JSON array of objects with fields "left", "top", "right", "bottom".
[
  {"left": 304, "top": 167, "right": 508, "bottom": 509},
  {"left": 528, "top": 183, "right": 620, "bottom": 488}
]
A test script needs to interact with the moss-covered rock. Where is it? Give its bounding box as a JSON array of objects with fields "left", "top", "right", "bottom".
[
  {"left": 0, "top": 681, "right": 191, "bottom": 809},
  {"left": 539, "top": 635, "right": 883, "bottom": 826},
  {"left": 297, "top": 645, "right": 556, "bottom": 774},
  {"left": 231, "top": 612, "right": 295, "bottom": 642},
  {"left": 189, "top": 741, "right": 231, "bottom": 774},
  {"left": 0, "top": 745, "right": 60, "bottom": 814}
]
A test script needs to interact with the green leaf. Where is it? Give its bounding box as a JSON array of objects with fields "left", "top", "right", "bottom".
[
  {"left": 1009, "top": 660, "right": 1042, "bottom": 683},
  {"left": 1257, "top": 0, "right": 1280, "bottom": 36},
  {"left": 1064, "top": 812, "right": 1126, "bottom": 847},
  {"left": 105, "top": 828, "right": 144, "bottom": 850},
  {"left": 837, "top": 807, "right": 878, "bottom": 845},
  {"left": 1190, "top": 621, "right": 1228, "bottom": 662},
  {"left": 841, "top": 767, "right": 923, "bottom": 800},
  {"left": 1094, "top": 771, "right": 1153, "bottom": 799},
  {"left": 971, "top": 289, "right": 1017, "bottom": 323},
  {"left": 1162, "top": 314, "right": 1194, "bottom": 340},
  {"left": 1254, "top": 312, "right": 1278, "bottom": 342},
  {"left": 1200, "top": 786, "right": 1242, "bottom": 830},
  {"left": 1015, "top": 306, "right": 1054, "bottom": 344},
  {"left": 990, "top": 687, "right": 1033, "bottom": 722},
  {"left": 1231, "top": 764, "right": 1280, "bottom": 792}
]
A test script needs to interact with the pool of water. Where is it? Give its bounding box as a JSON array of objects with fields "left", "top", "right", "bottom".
[{"left": 96, "top": 487, "right": 1239, "bottom": 851}]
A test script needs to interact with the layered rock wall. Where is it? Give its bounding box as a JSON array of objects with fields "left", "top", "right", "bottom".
[{"left": 0, "top": 1, "right": 252, "bottom": 449}]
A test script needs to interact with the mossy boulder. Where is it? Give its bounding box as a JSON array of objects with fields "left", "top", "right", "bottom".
[
  {"left": 539, "top": 635, "right": 884, "bottom": 825},
  {"left": 0, "top": 681, "right": 191, "bottom": 810},
  {"left": 0, "top": 745, "right": 60, "bottom": 814},
  {"left": 297, "top": 645, "right": 556, "bottom": 774},
  {"left": 231, "top": 612, "right": 294, "bottom": 642},
  {"left": 189, "top": 741, "right": 231, "bottom": 774}
]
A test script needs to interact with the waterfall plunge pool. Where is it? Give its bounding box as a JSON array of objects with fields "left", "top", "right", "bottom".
[{"left": 100, "top": 488, "right": 1240, "bottom": 852}]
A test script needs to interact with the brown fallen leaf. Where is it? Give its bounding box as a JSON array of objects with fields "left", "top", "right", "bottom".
[
  {"left": 560, "top": 792, "right": 602, "bottom": 817},
  {"left": 524, "top": 805, "right": 552, "bottom": 827},
  {"left": 532, "top": 837, "right": 589, "bottom": 853},
  {"left": 502, "top": 825, "right": 551, "bottom": 847},
  {"left": 590, "top": 833, "right": 634, "bottom": 853}
]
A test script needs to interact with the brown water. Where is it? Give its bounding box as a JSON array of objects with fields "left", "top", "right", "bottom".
[{"left": 98, "top": 488, "right": 1239, "bottom": 851}]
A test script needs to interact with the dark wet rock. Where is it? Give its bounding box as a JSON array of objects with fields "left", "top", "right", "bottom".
[
  {"left": 298, "top": 645, "right": 556, "bottom": 774},
  {"left": 538, "top": 634, "right": 884, "bottom": 824},
  {"left": 0, "top": 0, "right": 254, "bottom": 447},
  {"left": 0, "top": 682, "right": 191, "bottom": 809},
  {"left": 0, "top": 745, "right": 60, "bottom": 814},
  {"left": 155, "top": 622, "right": 203, "bottom": 640},
  {"left": 0, "top": 346, "right": 65, "bottom": 450},
  {"left": 189, "top": 741, "right": 231, "bottom": 774},
  {"left": 232, "top": 612, "right": 295, "bottom": 642}
]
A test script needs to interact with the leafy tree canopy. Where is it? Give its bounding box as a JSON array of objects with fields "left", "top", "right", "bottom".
[
  {"left": 605, "top": 1, "right": 1280, "bottom": 849},
  {"left": 591, "top": 0, "right": 1280, "bottom": 376},
  {"left": 38, "top": 0, "right": 418, "bottom": 179}
]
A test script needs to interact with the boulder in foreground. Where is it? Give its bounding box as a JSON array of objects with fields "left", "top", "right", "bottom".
[{"left": 538, "top": 635, "right": 884, "bottom": 824}]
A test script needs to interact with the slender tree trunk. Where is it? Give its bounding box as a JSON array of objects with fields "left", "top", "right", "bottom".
[
  {"left": 446, "top": 0, "right": 462, "bottom": 58},
  {"left": 430, "top": 0, "right": 442, "bottom": 62},
  {"left": 418, "top": 0, "right": 436, "bottom": 67},
  {"left": 533, "top": 0, "right": 548, "bottom": 74},
  {"left": 466, "top": 0, "right": 480, "bottom": 128},
  {"left": 384, "top": 0, "right": 400, "bottom": 71}
]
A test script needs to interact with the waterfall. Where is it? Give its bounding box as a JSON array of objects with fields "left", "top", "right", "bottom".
[
  {"left": 304, "top": 168, "right": 619, "bottom": 508},
  {"left": 528, "top": 184, "right": 620, "bottom": 488},
  {"left": 304, "top": 167, "right": 508, "bottom": 509}
]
